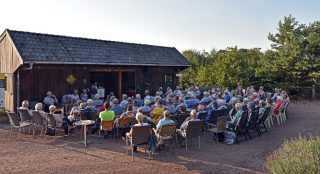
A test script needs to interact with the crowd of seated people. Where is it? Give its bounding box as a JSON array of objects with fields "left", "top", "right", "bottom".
[{"left": 17, "top": 83, "right": 289, "bottom": 149}]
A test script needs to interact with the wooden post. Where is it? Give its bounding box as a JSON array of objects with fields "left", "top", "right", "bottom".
[{"left": 118, "top": 71, "right": 122, "bottom": 98}]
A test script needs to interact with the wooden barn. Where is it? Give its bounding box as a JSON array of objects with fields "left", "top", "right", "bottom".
[{"left": 0, "top": 29, "right": 191, "bottom": 111}]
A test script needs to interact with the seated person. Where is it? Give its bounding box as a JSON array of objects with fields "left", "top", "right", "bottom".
[
  {"left": 49, "top": 105, "right": 71, "bottom": 136},
  {"left": 111, "top": 98, "right": 124, "bottom": 116},
  {"left": 97, "top": 102, "right": 116, "bottom": 136},
  {"left": 217, "top": 100, "right": 227, "bottom": 110},
  {"left": 86, "top": 99, "right": 96, "bottom": 111},
  {"left": 266, "top": 97, "right": 273, "bottom": 107},
  {"left": 72, "top": 89, "right": 80, "bottom": 103},
  {"left": 80, "top": 89, "right": 89, "bottom": 102},
  {"left": 150, "top": 100, "right": 164, "bottom": 123},
  {"left": 140, "top": 99, "right": 151, "bottom": 115},
  {"left": 61, "top": 93, "right": 73, "bottom": 113},
  {"left": 126, "top": 112, "right": 149, "bottom": 138},
  {"left": 93, "top": 94, "right": 103, "bottom": 107},
  {"left": 68, "top": 100, "right": 81, "bottom": 121},
  {"left": 114, "top": 105, "right": 134, "bottom": 128},
  {"left": 166, "top": 98, "right": 177, "bottom": 114},
  {"left": 135, "top": 94, "right": 144, "bottom": 107},
  {"left": 273, "top": 96, "right": 283, "bottom": 115},
  {"left": 200, "top": 91, "right": 212, "bottom": 104},
  {"left": 152, "top": 110, "right": 175, "bottom": 144},
  {"left": 44, "top": 91, "right": 58, "bottom": 106},
  {"left": 176, "top": 110, "right": 199, "bottom": 146},
  {"left": 34, "top": 103, "right": 47, "bottom": 125},
  {"left": 120, "top": 94, "right": 129, "bottom": 110},
  {"left": 258, "top": 100, "right": 266, "bottom": 117},
  {"left": 19, "top": 100, "right": 33, "bottom": 117},
  {"left": 226, "top": 103, "right": 243, "bottom": 130},
  {"left": 196, "top": 104, "right": 205, "bottom": 119},
  {"left": 176, "top": 104, "right": 187, "bottom": 115},
  {"left": 99, "top": 102, "right": 116, "bottom": 122},
  {"left": 79, "top": 103, "right": 90, "bottom": 120},
  {"left": 125, "top": 112, "right": 153, "bottom": 152}
]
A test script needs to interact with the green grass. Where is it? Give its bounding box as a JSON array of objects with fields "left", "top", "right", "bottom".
[{"left": 265, "top": 136, "right": 320, "bottom": 174}]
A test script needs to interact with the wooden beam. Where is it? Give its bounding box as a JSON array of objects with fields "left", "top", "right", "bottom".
[
  {"left": 90, "top": 68, "right": 136, "bottom": 72},
  {"left": 118, "top": 71, "right": 122, "bottom": 98}
]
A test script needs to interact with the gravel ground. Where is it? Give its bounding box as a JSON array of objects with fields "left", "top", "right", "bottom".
[{"left": 0, "top": 101, "right": 319, "bottom": 174}]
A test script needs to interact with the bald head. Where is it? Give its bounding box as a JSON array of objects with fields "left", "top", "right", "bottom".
[{"left": 190, "top": 110, "right": 197, "bottom": 119}]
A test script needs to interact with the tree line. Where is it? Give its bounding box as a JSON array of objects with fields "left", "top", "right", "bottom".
[{"left": 180, "top": 15, "right": 320, "bottom": 95}]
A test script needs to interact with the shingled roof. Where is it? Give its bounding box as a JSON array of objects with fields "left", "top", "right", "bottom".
[{"left": 7, "top": 29, "right": 191, "bottom": 67}]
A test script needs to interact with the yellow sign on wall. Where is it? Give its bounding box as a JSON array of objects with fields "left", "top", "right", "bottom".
[
  {"left": 0, "top": 73, "right": 4, "bottom": 80},
  {"left": 66, "top": 74, "right": 76, "bottom": 85}
]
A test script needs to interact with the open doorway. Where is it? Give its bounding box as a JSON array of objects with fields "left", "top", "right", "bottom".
[{"left": 90, "top": 71, "right": 136, "bottom": 98}]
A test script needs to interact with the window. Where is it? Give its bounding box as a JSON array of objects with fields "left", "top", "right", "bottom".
[{"left": 164, "top": 74, "right": 173, "bottom": 83}]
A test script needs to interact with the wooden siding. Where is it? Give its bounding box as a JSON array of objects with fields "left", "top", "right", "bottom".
[
  {"left": 0, "top": 31, "right": 23, "bottom": 73},
  {"left": 18, "top": 65, "right": 180, "bottom": 104},
  {"left": 4, "top": 73, "right": 15, "bottom": 111}
]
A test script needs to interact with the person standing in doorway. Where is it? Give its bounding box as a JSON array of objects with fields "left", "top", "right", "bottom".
[{"left": 91, "top": 82, "right": 98, "bottom": 99}]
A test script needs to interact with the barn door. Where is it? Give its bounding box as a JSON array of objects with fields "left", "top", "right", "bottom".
[{"left": 4, "top": 73, "right": 15, "bottom": 111}]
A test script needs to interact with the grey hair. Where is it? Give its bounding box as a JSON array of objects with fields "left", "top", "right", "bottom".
[{"left": 35, "top": 103, "right": 43, "bottom": 111}]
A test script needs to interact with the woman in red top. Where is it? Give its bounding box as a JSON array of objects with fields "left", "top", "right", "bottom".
[{"left": 273, "top": 96, "right": 283, "bottom": 115}]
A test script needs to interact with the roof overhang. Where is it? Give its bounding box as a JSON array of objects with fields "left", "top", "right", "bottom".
[{"left": 24, "top": 61, "right": 192, "bottom": 67}]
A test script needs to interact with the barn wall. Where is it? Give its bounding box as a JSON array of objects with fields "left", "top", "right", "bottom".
[
  {"left": 18, "top": 65, "right": 180, "bottom": 104},
  {"left": 0, "top": 31, "right": 23, "bottom": 73},
  {"left": 19, "top": 65, "right": 90, "bottom": 103},
  {"left": 0, "top": 31, "right": 23, "bottom": 111}
]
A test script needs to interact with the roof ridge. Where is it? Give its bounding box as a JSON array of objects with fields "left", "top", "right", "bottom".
[{"left": 7, "top": 29, "right": 176, "bottom": 50}]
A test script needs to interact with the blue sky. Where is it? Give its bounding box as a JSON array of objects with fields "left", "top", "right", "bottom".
[{"left": 0, "top": 0, "right": 319, "bottom": 51}]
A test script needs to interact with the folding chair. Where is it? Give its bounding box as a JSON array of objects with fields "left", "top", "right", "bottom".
[
  {"left": 126, "top": 124, "right": 151, "bottom": 161},
  {"left": 7, "top": 112, "right": 32, "bottom": 139},
  {"left": 99, "top": 120, "right": 115, "bottom": 141},
  {"left": 31, "top": 110, "right": 46, "bottom": 138},
  {"left": 157, "top": 123, "right": 177, "bottom": 153}
]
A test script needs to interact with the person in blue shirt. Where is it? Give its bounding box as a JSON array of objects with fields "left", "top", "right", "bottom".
[
  {"left": 135, "top": 94, "right": 144, "bottom": 107},
  {"left": 153, "top": 110, "right": 175, "bottom": 145},
  {"left": 120, "top": 94, "right": 129, "bottom": 109},
  {"left": 224, "top": 90, "right": 231, "bottom": 103},
  {"left": 110, "top": 98, "right": 123, "bottom": 116}
]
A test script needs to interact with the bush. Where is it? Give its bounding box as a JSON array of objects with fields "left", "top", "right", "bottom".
[
  {"left": 265, "top": 136, "right": 320, "bottom": 174},
  {"left": 0, "top": 107, "right": 7, "bottom": 116}
]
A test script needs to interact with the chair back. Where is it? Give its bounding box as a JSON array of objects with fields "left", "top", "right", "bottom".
[
  {"left": 159, "top": 123, "right": 177, "bottom": 137},
  {"left": 101, "top": 120, "right": 114, "bottom": 131},
  {"left": 17, "top": 108, "right": 31, "bottom": 122},
  {"left": 208, "top": 110, "right": 219, "bottom": 125},
  {"left": 236, "top": 111, "right": 248, "bottom": 132},
  {"left": 185, "top": 120, "right": 202, "bottom": 138},
  {"left": 129, "top": 117, "right": 138, "bottom": 126},
  {"left": 216, "top": 116, "right": 227, "bottom": 132},
  {"left": 220, "top": 108, "right": 230, "bottom": 117},
  {"left": 118, "top": 117, "right": 130, "bottom": 128},
  {"left": 197, "top": 111, "right": 207, "bottom": 120},
  {"left": 249, "top": 109, "right": 259, "bottom": 125},
  {"left": 257, "top": 107, "right": 271, "bottom": 124},
  {"left": 46, "top": 113, "right": 57, "bottom": 128},
  {"left": 31, "top": 110, "right": 43, "bottom": 126},
  {"left": 80, "top": 111, "right": 88, "bottom": 120},
  {"left": 281, "top": 102, "right": 289, "bottom": 114},
  {"left": 131, "top": 124, "right": 151, "bottom": 145},
  {"left": 142, "top": 111, "right": 150, "bottom": 116},
  {"left": 169, "top": 115, "right": 177, "bottom": 121},
  {"left": 7, "top": 112, "right": 20, "bottom": 127},
  {"left": 89, "top": 111, "right": 98, "bottom": 121},
  {"left": 177, "top": 114, "right": 189, "bottom": 128}
]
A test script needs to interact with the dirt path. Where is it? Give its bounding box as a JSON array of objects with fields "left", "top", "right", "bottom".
[{"left": 0, "top": 101, "right": 319, "bottom": 174}]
